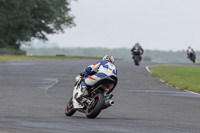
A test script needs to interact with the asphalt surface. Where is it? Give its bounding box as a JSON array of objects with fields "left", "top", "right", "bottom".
[{"left": 0, "top": 59, "right": 200, "bottom": 133}]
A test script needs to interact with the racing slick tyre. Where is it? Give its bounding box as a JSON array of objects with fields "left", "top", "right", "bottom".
[
  {"left": 134, "top": 56, "right": 140, "bottom": 66},
  {"left": 85, "top": 93, "right": 105, "bottom": 119},
  {"left": 65, "top": 97, "right": 76, "bottom": 116}
]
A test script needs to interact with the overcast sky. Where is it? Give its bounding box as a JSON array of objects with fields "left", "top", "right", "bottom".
[{"left": 46, "top": 0, "right": 200, "bottom": 51}]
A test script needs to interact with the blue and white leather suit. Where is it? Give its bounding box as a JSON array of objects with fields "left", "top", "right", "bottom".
[{"left": 81, "top": 60, "right": 117, "bottom": 87}]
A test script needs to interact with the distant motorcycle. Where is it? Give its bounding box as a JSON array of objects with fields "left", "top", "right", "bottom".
[
  {"left": 65, "top": 74, "right": 118, "bottom": 119},
  {"left": 131, "top": 47, "right": 143, "bottom": 66},
  {"left": 187, "top": 50, "right": 196, "bottom": 63}
]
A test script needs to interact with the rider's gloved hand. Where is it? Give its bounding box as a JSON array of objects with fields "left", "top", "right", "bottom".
[{"left": 80, "top": 71, "right": 88, "bottom": 77}]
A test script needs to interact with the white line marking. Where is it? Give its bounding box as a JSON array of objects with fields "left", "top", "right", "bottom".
[
  {"left": 145, "top": 66, "right": 152, "bottom": 74},
  {"left": 185, "top": 90, "right": 200, "bottom": 96}
]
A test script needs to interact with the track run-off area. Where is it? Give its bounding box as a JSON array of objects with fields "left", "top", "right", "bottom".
[{"left": 0, "top": 59, "right": 200, "bottom": 133}]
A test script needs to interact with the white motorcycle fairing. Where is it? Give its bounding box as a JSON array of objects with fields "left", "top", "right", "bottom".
[{"left": 72, "top": 76, "right": 84, "bottom": 109}]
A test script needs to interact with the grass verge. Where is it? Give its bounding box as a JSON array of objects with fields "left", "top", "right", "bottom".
[
  {"left": 149, "top": 65, "right": 200, "bottom": 93},
  {"left": 0, "top": 55, "right": 102, "bottom": 61}
]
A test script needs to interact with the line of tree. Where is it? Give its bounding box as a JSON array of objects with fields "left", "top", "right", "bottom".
[
  {"left": 0, "top": 0, "right": 75, "bottom": 49},
  {"left": 22, "top": 47, "right": 200, "bottom": 63}
]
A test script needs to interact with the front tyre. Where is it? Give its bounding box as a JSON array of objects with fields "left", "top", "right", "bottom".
[
  {"left": 85, "top": 93, "right": 105, "bottom": 119},
  {"left": 191, "top": 55, "right": 196, "bottom": 63},
  {"left": 134, "top": 56, "right": 140, "bottom": 66},
  {"left": 65, "top": 97, "right": 76, "bottom": 116}
]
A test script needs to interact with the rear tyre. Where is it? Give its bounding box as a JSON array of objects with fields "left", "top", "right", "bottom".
[
  {"left": 85, "top": 93, "right": 105, "bottom": 119},
  {"left": 65, "top": 97, "right": 76, "bottom": 116}
]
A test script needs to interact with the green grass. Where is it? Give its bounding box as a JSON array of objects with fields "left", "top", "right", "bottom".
[
  {"left": 0, "top": 55, "right": 102, "bottom": 61},
  {"left": 150, "top": 65, "right": 200, "bottom": 93}
]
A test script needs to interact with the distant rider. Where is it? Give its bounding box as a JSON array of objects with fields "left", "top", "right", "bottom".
[
  {"left": 131, "top": 42, "right": 144, "bottom": 59},
  {"left": 79, "top": 54, "right": 117, "bottom": 97},
  {"left": 187, "top": 46, "right": 195, "bottom": 58}
]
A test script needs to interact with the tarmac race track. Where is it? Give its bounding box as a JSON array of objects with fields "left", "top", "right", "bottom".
[{"left": 0, "top": 59, "right": 200, "bottom": 133}]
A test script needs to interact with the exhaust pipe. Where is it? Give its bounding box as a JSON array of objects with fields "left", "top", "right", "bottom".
[{"left": 103, "top": 99, "right": 114, "bottom": 109}]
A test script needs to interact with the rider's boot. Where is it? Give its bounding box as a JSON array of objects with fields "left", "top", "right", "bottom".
[{"left": 80, "top": 80, "right": 89, "bottom": 97}]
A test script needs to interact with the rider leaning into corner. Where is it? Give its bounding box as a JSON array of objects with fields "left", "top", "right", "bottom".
[
  {"left": 79, "top": 54, "right": 117, "bottom": 97},
  {"left": 187, "top": 46, "right": 196, "bottom": 58},
  {"left": 131, "top": 42, "right": 144, "bottom": 59}
]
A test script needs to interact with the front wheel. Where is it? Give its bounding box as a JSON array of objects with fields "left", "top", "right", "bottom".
[
  {"left": 191, "top": 56, "right": 196, "bottom": 63},
  {"left": 65, "top": 97, "right": 76, "bottom": 116},
  {"left": 85, "top": 93, "right": 105, "bottom": 119},
  {"left": 134, "top": 56, "right": 140, "bottom": 66}
]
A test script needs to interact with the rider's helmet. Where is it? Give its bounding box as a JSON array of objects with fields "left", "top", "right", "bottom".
[
  {"left": 135, "top": 42, "right": 140, "bottom": 47},
  {"left": 103, "top": 54, "right": 115, "bottom": 64},
  {"left": 188, "top": 46, "right": 191, "bottom": 49}
]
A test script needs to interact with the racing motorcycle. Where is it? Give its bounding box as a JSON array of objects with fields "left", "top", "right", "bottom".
[
  {"left": 132, "top": 47, "right": 143, "bottom": 66},
  {"left": 187, "top": 50, "right": 196, "bottom": 63},
  {"left": 65, "top": 73, "right": 118, "bottom": 119}
]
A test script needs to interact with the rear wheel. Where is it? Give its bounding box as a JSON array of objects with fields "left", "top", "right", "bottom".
[
  {"left": 65, "top": 97, "right": 76, "bottom": 116},
  {"left": 85, "top": 93, "right": 105, "bottom": 119}
]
